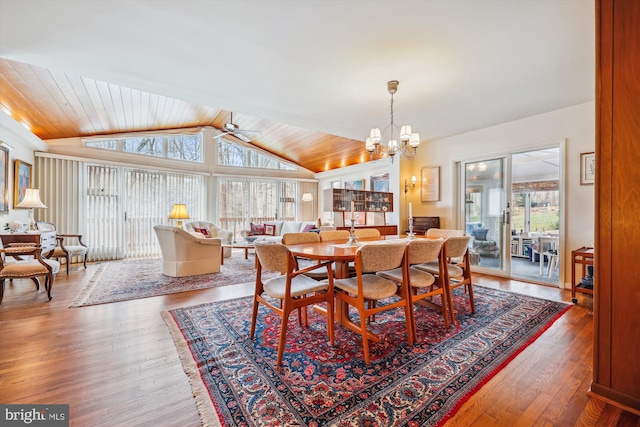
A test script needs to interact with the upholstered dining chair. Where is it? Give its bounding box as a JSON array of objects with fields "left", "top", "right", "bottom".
[
  {"left": 333, "top": 240, "right": 413, "bottom": 365},
  {"left": 319, "top": 230, "right": 350, "bottom": 242},
  {"left": 425, "top": 228, "right": 465, "bottom": 238},
  {"left": 0, "top": 243, "right": 60, "bottom": 305},
  {"left": 251, "top": 241, "right": 335, "bottom": 366},
  {"left": 413, "top": 235, "right": 474, "bottom": 324},
  {"left": 282, "top": 232, "right": 327, "bottom": 281},
  {"left": 376, "top": 238, "right": 449, "bottom": 338},
  {"left": 353, "top": 228, "right": 381, "bottom": 239},
  {"left": 36, "top": 221, "right": 88, "bottom": 275}
]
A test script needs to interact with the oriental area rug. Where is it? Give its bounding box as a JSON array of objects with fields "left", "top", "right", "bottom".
[
  {"left": 163, "top": 286, "right": 571, "bottom": 427},
  {"left": 70, "top": 255, "right": 272, "bottom": 307}
]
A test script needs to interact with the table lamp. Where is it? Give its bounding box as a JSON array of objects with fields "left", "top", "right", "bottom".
[
  {"left": 16, "top": 188, "right": 48, "bottom": 231},
  {"left": 169, "top": 203, "right": 189, "bottom": 229}
]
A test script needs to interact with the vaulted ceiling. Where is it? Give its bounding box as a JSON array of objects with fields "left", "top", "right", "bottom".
[{"left": 0, "top": 1, "right": 594, "bottom": 173}]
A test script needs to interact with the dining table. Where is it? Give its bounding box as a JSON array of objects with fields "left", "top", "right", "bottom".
[{"left": 285, "top": 235, "right": 409, "bottom": 342}]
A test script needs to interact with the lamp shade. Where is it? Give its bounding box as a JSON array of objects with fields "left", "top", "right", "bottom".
[
  {"left": 169, "top": 203, "right": 189, "bottom": 220},
  {"left": 302, "top": 193, "right": 313, "bottom": 202},
  {"left": 16, "top": 188, "right": 47, "bottom": 209}
]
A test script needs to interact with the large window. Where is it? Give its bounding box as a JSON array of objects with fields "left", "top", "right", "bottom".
[
  {"left": 218, "top": 178, "right": 299, "bottom": 240},
  {"left": 217, "top": 138, "right": 297, "bottom": 170},
  {"left": 84, "top": 132, "right": 203, "bottom": 163}
]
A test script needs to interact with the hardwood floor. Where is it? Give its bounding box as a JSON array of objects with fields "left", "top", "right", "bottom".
[{"left": 0, "top": 260, "right": 636, "bottom": 426}]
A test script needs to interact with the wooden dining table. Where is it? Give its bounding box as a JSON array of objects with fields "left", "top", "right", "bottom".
[{"left": 285, "top": 235, "right": 409, "bottom": 342}]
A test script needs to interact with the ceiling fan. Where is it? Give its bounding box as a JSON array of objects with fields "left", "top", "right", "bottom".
[{"left": 214, "top": 112, "right": 261, "bottom": 143}]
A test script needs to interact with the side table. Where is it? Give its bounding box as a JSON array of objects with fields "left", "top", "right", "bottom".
[
  {"left": 571, "top": 246, "right": 594, "bottom": 304},
  {"left": 221, "top": 242, "right": 255, "bottom": 265}
]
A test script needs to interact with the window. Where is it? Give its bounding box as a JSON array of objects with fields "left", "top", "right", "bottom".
[
  {"left": 84, "top": 132, "right": 203, "bottom": 163},
  {"left": 217, "top": 138, "right": 297, "bottom": 170}
]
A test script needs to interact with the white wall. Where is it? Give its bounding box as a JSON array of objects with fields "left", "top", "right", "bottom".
[
  {"left": 0, "top": 111, "right": 49, "bottom": 228},
  {"left": 401, "top": 101, "right": 595, "bottom": 288}
]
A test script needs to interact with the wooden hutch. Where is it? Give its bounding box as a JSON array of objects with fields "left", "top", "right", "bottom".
[{"left": 324, "top": 188, "right": 398, "bottom": 236}]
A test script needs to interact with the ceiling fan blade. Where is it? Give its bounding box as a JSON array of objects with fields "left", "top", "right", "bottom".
[
  {"left": 214, "top": 130, "right": 233, "bottom": 139},
  {"left": 236, "top": 129, "right": 262, "bottom": 135}
]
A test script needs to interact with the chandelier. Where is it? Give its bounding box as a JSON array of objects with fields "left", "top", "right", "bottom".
[{"left": 365, "top": 80, "right": 420, "bottom": 163}]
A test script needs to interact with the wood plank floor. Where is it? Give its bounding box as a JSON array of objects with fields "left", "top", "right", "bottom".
[{"left": 0, "top": 259, "right": 637, "bottom": 426}]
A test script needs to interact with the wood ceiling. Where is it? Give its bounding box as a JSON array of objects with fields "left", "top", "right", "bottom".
[{"left": 0, "top": 58, "right": 365, "bottom": 173}]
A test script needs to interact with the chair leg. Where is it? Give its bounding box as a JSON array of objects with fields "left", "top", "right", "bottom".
[
  {"left": 359, "top": 309, "right": 371, "bottom": 365},
  {"left": 277, "top": 303, "right": 293, "bottom": 366},
  {"left": 0, "top": 279, "right": 4, "bottom": 305},
  {"left": 46, "top": 273, "right": 53, "bottom": 300},
  {"left": 250, "top": 297, "right": 260, "bottom": 340},
  {"left": 30, "top": 277, "right": 40, "bottom": 290}
]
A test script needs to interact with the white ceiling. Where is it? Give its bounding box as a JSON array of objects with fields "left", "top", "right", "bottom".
[{"left": 0, "top": 0, "right": 594, "bottom": 144}]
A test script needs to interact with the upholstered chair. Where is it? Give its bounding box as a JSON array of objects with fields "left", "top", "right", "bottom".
[
  {"left": 353, "top": 228, "right": 381, "bottom": 239},
  {"left": 153, "top": 225, "right": 222, "bottom": 277},
  {"left": 333, "top": 240, "right": 413, "bottom": 365},
  {"left": 376, "top": 238, "right": 449, "bottom": 338},
  {"left": 413, "top": 235, "right": 474, "bottom": 324},
  {"left": 425, "top": 228, "right": 465, "bottom": 238},
  {"left": 251, "top": 241, "right": 335, "bottom": 366},
  {"left": 36, "top": 221, "right": 88, "bottom": 274},
  {"left": 0, "top": 244, "right": 60, "bottom": 304},
  {"left": 319, "top": 230, "right": 350, "bottom": 242},
  {"left": 184, "top": 221, "right": 233, "bottom": 258}
]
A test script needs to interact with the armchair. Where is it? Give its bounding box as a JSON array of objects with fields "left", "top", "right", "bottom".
[
  {"left": 153, "top": 225, "right": 222, "bottom": 277},
  {"left": 0, "top": 243, "right": 60, "bottom": 304},
  {"left": 184, "top": 221, "right": 233, "bottom": 258},
  {"left": 36, "top": 221, "right": 89, "bottom": 274}
]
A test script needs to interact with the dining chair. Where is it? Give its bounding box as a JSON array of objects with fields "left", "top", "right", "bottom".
[
  {"left": 333, "top": 240, "right": 413, "bottom": 365},
  {"left": 425, "top": 228, "right": 465, "bottom": 238},
  {"left": 0, "top": 244, "right": 60, "bottom": 305},
  {"left": 353, "top": 228, "right": 381, "bottom": 239},
  {"left": 36, "top": 221, "right": 89, "bottom": 275},
  {"left": 413, "top": 235, "right": 474, "bottom": 324},
  {"left": 319, "top": 230, "right": 350, "bottom": 241},
  {"left": 251, "top": 241, "right": 335, "bottom": 366},
  {"left": 282, "top": 231, "right": 327, "bottom": 281},
  {"left": 376, "top": 238, "right": 448, "bottom": 339}
]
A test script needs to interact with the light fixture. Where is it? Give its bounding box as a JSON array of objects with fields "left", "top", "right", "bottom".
[
  {"left": 168, "top": 203, "right": 190, "bottom": 229},
  {"left": 302, "top": 192, "right": 314, "bottom": 202},
  {"left": 16, "top": 188, "right": 48, "bottom": 231},
  {"left": 366, "top": 80, "right": 420, "bottom": 163},
  {"left": 467, "top": 162, "right": 487, "bottom": 172},
  {"left": 404, "top": 175, "right": 417, "bottom": 194}
]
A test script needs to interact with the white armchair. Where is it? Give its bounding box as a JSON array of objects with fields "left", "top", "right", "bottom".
[
  {"left": 153, "top": 225, "right": 222, "bottom": 277},
  {"left": 185, "top": 221, "right": 233, "bottom": 258}
]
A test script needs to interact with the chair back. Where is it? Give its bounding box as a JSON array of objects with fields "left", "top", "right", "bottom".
[
  {"left": 426, "top": 228, "right": 465, "bottom": 238},
  {"left": 254, "top": 242, "right": 291, "bottom": 274},
  {"left": 357, "top": 241, "right": 407, "bottom": 273},
  {"left": 282, "top": 232, "right": 320, "bottom": 245},
  {"left": 443, "top": 235, "right": 472, "bottom": 258},
  {"left": 353, "top": 228, "right": 381, "bottom": 239},
  {"left": 36, "top": 221, "right": 56, "bottom": 232},
  {"left": 406, "top": 238, "right": 444, "bottom": 265},
  {"left": 319, "top": 230, "right": 350, "bottom": 241}
]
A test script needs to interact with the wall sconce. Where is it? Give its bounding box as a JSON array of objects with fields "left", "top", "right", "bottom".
[
  {"left": 169, "top": 203, "right": 190, "bottom": 229},
  {"left": 404, "top": 176, "right": 417, "bottom": 194}
]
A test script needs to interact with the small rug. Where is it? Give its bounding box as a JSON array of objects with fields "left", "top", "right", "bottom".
[
  {"left": 70, "top": 254, "right": 271, "bottom": 307},
  {"left": 163, "top": 286, "right": 571, "bottom": 427}
]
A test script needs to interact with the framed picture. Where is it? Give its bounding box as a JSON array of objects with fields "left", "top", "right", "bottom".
[
  {"left": 370, "top": 173, "right": 390, "bottom": 192},
  {"left": 14, "top": 160, "right": 32, "bottom": 208},
  {"left": 344, "top": 179, "right": 365, "bottom": 190},
  {"left": 421, "top": 166, "right": 441, "bottom": 202},
  {"left": 580, "top": 152, "right": 595, "bottom": 185},
  {"left": 0, "top": 145, "right": 8, "bottom": 214}
]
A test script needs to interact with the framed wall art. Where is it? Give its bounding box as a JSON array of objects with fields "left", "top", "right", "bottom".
[
  {"left": 14, "top": 159, "right": 32, "bottom": 208},
  {"left": 0, "top": 145, "right": 8, "bottom": 214},
  {"left": 370, "top": 173, "right": 390, "bottom": 192},
  {"left": 344, "top": 179, "right": 365, "bottom": 190},
  {"left": 421, "top": 166, "right": 441, "bottom": 202},
  {"left": 580, "top": 152, "right": 595, "bottom": 185}
]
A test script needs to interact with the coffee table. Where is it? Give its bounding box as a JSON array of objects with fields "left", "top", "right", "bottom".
[{"left": 221, "top": 242, "right": 255, "bottom": 265}]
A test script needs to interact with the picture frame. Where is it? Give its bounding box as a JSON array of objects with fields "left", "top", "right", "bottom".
[
  {"left": 344, "top": 179, "right": 365, "bottom": 190},
  {"left": 580, "top": 152, "right": 595, "bottom": 185},
  {"left": 421, "top": 166, "right": 441, "bottom": 202},
  {"left": 0, "top": 145, "right": 9, "bottom": 214},
  {"left": 370, "top": 173, "right": 390, "bottom": 192},
  {"left": 14, "top": 159, "right": 32, "bottom": 208}
]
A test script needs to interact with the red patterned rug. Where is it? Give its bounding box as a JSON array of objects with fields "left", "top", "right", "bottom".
[
  {"left": 163, "top": 286, "right": 571, "bottom": 426},
  {"left": 70, "top": 254, "right": 273, "bottom": 307}
]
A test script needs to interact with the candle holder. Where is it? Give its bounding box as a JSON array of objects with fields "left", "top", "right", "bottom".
[
  {"left": 407, "top": 217, "right": 416, "bottom": 239},
  {"left": 346, "top": 218, "right": 359, "bottom": 245}
]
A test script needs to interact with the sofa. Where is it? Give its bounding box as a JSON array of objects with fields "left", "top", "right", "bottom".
[
  {"left": 185, "top": 221, "right": 233, "bottom": 258},
  {"left": 241, "top": 221, "right": 334, "bottom": 243},
  {"left": 153, "top": 225, "right": 222, "bottom": 277}
]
